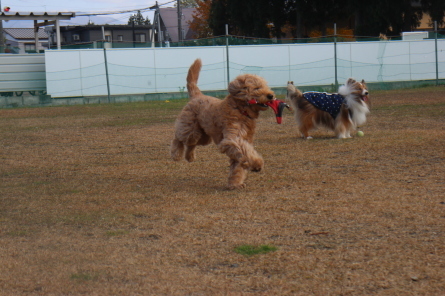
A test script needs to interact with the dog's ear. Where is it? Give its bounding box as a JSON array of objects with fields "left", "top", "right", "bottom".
[
  {"left": 346, "top": 78, "right": 357, "bottom": 85},
  {"left": 228, "top": 77, "right": 244, "bottom": 97}
]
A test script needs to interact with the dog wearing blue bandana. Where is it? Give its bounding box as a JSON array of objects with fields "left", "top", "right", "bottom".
[{"left": 286, "top": 79, "right": 370, "bottom": 139}]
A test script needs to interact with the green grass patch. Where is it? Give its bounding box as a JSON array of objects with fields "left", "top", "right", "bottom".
[
  {"left": 7, "top": 230, "right": 28, "bottom": 237},
  {"left": 234, "top": 244, "right": 278, "bottom": 256}
]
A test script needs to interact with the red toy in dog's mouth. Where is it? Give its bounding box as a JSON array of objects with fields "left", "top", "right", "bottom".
[
  {"left": 247, "top": 99, "right": 289, "bottom": 124},
  {"left": 265, "top": 99, "right": 289, "bottom": 124}
]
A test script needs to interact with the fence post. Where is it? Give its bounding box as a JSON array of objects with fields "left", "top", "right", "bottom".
[
  {"left": 225, "top": 24, "right": 230, "bottom": 84},
  {"left": 103, "top": 48, "right": 111, "bottom": 102},
  {"left": 334, "top": 23, "right": 338, "bottom": 89},
  {"left": 435, "top": 21, "right": 439, "bottom": 86}
]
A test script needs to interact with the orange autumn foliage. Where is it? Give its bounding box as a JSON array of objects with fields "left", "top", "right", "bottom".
[{"left": 188, "top": 0, "right": 213, "bottom": 38}]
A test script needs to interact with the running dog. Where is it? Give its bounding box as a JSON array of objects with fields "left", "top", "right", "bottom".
[
  {"left": 171, "top": 59, "right": 283, "bottom": 189},
  {"left": 286, "top": 79, "right": 370, "bottom": 139}
]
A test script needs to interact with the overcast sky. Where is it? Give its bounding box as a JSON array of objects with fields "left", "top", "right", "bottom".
[{"left": 1, "top": 0, "right": 177, "bottom": 26}]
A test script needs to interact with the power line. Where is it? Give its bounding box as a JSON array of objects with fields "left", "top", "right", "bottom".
[
  {"left": 75, "top": 0, "right": 177, "bottom": 17},
  {"left": 76, "top": 7, "right": 152, "bottom": 17}
]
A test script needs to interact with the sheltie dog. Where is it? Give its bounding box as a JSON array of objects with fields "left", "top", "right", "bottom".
[{"left": 286, "top": 79, "right": 370, "bottom": 139}]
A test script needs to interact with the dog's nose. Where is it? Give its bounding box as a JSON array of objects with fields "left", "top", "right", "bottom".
[
  {"left": 364, "top": 91, "right": 369, "bottom": 96},
  {"left": 267, "top": 94, "right": 274, "bottom": 100}
]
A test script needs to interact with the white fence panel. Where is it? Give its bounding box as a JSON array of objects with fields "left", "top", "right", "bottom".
[
  {"left": 45, "top": 50, "right": 83, "bottom": 97},
  {"left": 440, "top": 40, "right": 445, "bottom": 77},
  {"left": 106, "top": 48, "right": 156, "bottom": 95},
  {"left": 350, "top": 42, "right": 385, "bottom": 82},
  {"left": 379, "top": 41, "right": 412, "bottom": 81},
  {"left": 409, "top": 40, "right": 438, "bottom": 81},
  {"left": 79, "top": 50, "right": 107, "bottom": 96},
  {"left": 288, "top": 43, "right": 335, "bottom": 86},
  {"left": 45, "top": 39, "right": 445, "bottom": 98},
  {"left": 151, "top": 47, "right": 227, "bottom": 92},
  {"left": 336, "top": 43, "right": 352, "bottom": 82},
  {"left": 229, "top": 45, "right": 290, "bottom": 87}
]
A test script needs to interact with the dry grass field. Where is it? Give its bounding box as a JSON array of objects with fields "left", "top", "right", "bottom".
[{"left": 1, "top": 86, "right": 444, "bottom": 295}]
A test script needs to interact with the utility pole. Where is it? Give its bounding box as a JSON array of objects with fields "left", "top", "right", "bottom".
[
  {"left": 334, "top": 23, "right": 338, "bottom": 90},
  {"left": 157, "top": 4, "right": 162, "bottom": 46},
  {"left": 435, "top": 21, "right": 439, "bottom": 86},
  {"left": 225, "top": 24, "right": 230, "bottom": 83},
  {"left": 177, "top": 0, "right": 182, "bottom": 43},
  {"left": 295, "top": 1, "right": 301, "bottom": 39},
  {"left": 0, "top": 0, "right": 4, "bottom": 51}
]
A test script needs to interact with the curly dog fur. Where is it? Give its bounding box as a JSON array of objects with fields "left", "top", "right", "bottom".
[{"left": 171, "top": 59, "right": 275, "bottom": 190}]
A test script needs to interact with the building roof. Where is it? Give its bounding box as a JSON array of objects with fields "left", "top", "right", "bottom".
[
  {"left": 4, "top": 28, "right": 48, "bottom": 39},
  {"left": 61, "top": 24, "right": 151, "bottom": 31},
  {"left": 0, "top": 11, "right": 75, "bottom": 49},
  {"left": 0, "top": 12, "right": 75, "bottom": 21},
  {"left": 159, "top": 7, "right": 195, "bottom": 42}
]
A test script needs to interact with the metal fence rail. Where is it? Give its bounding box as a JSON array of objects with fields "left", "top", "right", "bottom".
[{"left": 0, "top": 54, "right": 46, "bottom": 96}]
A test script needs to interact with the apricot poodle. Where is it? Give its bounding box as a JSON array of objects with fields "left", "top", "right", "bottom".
[{"left": 171, "top": 59, "right": 277, "bottom": 190}]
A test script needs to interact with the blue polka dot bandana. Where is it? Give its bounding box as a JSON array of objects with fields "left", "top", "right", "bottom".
[{"left": 303, "top": 92, "right": 345, "bottom": 119}]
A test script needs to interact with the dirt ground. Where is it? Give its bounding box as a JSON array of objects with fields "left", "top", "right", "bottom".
[{"left": 1, "top": 86, "right": 444, "bottom": 295}]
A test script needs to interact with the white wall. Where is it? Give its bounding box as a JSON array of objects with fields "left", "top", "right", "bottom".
[{"left": 45, "top": 39, "right": 445, "bottom": 98}]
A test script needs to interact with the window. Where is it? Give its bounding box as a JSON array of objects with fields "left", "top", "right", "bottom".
[
  {"left": 117, "top": 35, "right": 123, "bottom": 42},
  {"left": 105, "top": 35, "right": 111, "bottom": 42},
  {"left": 25, "top": 44, "right": 36, "bottom": 52},
  {"left": 73, "top": 34, "right": 80, "bottom": 41},
  {"left": 135, "top": 33, "right": 146, "bottom": 43}
]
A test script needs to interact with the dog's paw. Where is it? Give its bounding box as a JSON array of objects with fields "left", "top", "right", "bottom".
[
  {"left": 227, "top": 183, "right": 247, "bottom": 190},
  {"left": 185, "top": 153, "right": 195, "bottom": 162},
  {"left": 171, "top": 154, "right": 182, "bottom": 161},
  {"left": 250, "top": 158, "right": 264, "bottom": 172}
]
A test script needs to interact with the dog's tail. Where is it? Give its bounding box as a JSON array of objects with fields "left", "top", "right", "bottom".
[
  {"left": 187, "top": 59, "right": 203, "bottom": 99},
  {"left": 286, "top": 81, "right": 303, "bottom": 109},
  {"left": 338, "top": 82, "right": 352, "bottom": 97}
]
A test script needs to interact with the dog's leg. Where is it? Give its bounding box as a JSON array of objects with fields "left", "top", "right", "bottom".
[
  {"left": 297, "top": 112, "right": 314, "bottom": 140},
  {"left": 171, "top": 138, "right": 185, "bottom": 161},
  {"left": 335, "top": 123, "right": 352, "bottom": 139},
  {"left": 184, "top": 132, "right": 211, "bottom": 162},
  {"left": 240, "top": 139, "right": 264, "bottom": 172},
  {"left": 298, "top": 125, "right": 312, "bottom": 140},
  {"left": 227, "top": 160, "right": 248, "bottom": 190},
  {"left": 335, "top": 125, "right": 349, "bottom": 139},
  {"left": 335, "top": 122, "right": 347, "bottom": 138},
  {"left": 345, "top": 121, "right": 354, "bottom": 138},
  {"left": 336, "top": 108, "right": 353, "bottom": 139},
  {"left": 218, "top": 137, "right": 264, "bottom": 172},
  {"left": 171, "top": 128, "right": 203, "bottom": 162},
  {"left": 185, "top": 145, "right": 196, "bottom": 162}
]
